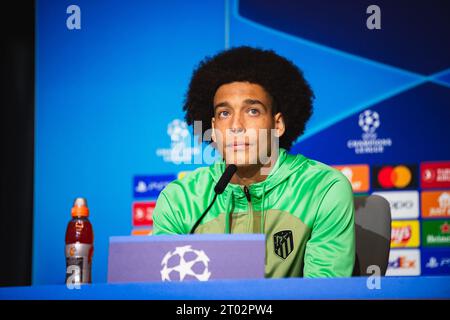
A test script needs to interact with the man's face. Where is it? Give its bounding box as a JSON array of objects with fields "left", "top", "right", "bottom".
[{"left": 212, "top": 81, "right": 284, "bottom": 166}]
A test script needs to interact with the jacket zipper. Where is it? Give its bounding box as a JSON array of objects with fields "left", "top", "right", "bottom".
[{"left": 243, "top": 186, "right": 254, "bottom": 233}]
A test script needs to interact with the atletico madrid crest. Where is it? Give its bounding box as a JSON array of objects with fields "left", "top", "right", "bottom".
[{"left": 273, "top": 230, "right": 294, "bottom": 259}]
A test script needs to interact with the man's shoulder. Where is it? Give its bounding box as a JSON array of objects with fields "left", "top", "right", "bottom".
[{"left": 287, "top": 153, "right": 350, "bottom": 189}]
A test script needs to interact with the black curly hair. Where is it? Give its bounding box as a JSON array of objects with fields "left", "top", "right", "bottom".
[{"left": 183, "top": 46, "right": 314, "bottom": 150}]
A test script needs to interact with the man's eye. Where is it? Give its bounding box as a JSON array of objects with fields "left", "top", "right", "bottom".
[
  {"left": 218, "top": 110, "right": 230, "bottom": 118},
  {"left": 248, "top": 108, "right": 260, "bottom": 116}
]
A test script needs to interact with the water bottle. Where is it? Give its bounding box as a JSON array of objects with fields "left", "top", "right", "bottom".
[{"left": 65, "top": 197, "right": 94, "bottom": 286}]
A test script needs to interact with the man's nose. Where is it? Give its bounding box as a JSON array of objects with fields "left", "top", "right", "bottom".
[
  {"left": 230, "top": 114, "right": 245, "bottom": 135},
  {"left": 229, "top": 127, "right": 245, "bottom": 135}
]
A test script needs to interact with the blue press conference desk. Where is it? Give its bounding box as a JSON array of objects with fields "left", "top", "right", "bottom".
[{"left": 1, "top": 276, "right": 449, "bottom": 300}]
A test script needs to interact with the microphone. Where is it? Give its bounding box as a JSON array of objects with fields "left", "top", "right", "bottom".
[
  {"left": 190, "top": 164, "right": 237, "bottom": 234},
  {"left": 214, "top": 164, "right": 238, "bottom": 194}
]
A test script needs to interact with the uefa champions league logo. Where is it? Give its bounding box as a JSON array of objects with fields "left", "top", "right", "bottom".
[
  {"left": 156, "top": 119, "right": 201, "bottom": 164},
  {"left": 358, "top": 110, "right": 380, "bottom": 134},
  {"left": 347, "top": 109, "right": 392, "bottom": 154},
  {"left": 160, "top": 245, "right": 211, "bottom": 281},
  {"left": 167, "top": 119, "right": 190, "bottom": 143}
]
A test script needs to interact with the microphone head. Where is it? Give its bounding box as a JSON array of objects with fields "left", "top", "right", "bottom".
[{"left": 214, "top": 164, "right": 237, "bottom": 194}]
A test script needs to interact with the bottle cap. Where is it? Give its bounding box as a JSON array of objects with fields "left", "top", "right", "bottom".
[{"left": 71, "top": 197, "right": 89, "bottom": 217}]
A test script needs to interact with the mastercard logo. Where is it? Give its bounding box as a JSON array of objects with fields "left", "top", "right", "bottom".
[
  {"left": 372, "top": 164, "right": 418, "bottom": 190},
  {"left": 378, "top": 166, "right": 412, "bottom": 188}
]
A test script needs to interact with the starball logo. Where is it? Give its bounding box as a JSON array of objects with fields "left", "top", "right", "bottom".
[
  {"left": 347, "top": 109, "right": 393, "bottom": 154},
  {"left": 156, "top": 119, "right": 202, "bottom": 164},
  {"left": 160, "top": 245, "right": 211, "bottom": 282}
]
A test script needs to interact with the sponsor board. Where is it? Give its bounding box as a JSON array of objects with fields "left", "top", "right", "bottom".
[
  {"left": 371, "top": 164, "right": 418, "bottom": 190},
  {"left": 420, "top": 161, "right": 450, "bottom": 189},
  {"left": 373, "top": 191, "right": 419, "bottom": 220},
  {"left": 386, "top": 249, "right": 421, "bottom": 276},
  {"left": 421, "top": 190, "right": 450, "bottom": 218},
  {"left": 133, "top": 174, "right": 176, "bottom": 198},
  {"left": 422, "top": 220, "right": 450, "bottom": 247},
  {"left": 391, "top": 220, "right": 420, "bottom": 248},
  {"left": 132, "top": 201, "right": 156, "bottom": 227},
  {"left": 421, "top": 249, "right": 450, "bottom": 275},
  {"left": 333, "top": 164, "right": 369, "bottom": 193},
  {"left": 131, "top": 229, "right": 153, "bottom": 236}
]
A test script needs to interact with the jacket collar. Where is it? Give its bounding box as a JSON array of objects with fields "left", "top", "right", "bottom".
[{"left": 209, "top": 148, "right": 306, "bottom": 199}]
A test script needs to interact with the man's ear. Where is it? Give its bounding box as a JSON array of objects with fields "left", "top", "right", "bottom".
[
  {"left": 211, "top": 118, "right": 216, "bottom": 142},
  {"left": 274, "top": 112, "right": 285, "bottom": 137}
]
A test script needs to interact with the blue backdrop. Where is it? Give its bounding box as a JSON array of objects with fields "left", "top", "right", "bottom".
[{"left": 34, "top": 0, "right": 450, "bottom": 284}]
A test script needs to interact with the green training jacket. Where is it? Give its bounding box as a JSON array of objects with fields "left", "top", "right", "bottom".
[{"left": 152, "top": 148, "right": 355, "bottom": 278}]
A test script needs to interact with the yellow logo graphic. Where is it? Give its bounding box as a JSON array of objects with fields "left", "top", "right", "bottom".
[
  {"left": 391, "top": 220, "right": 420, "bottom": 248},
  {"left": 178, "top": 171, "right": 192, "bottom": 180}
]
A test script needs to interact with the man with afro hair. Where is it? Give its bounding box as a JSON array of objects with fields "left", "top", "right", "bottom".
[{"left": 153, "top": 46, "right": 355, "bottom": 278}]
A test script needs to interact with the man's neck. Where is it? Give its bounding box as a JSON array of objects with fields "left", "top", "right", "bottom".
[{"left": 229, "top": 154, "right": 279, "bottom": 186}]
